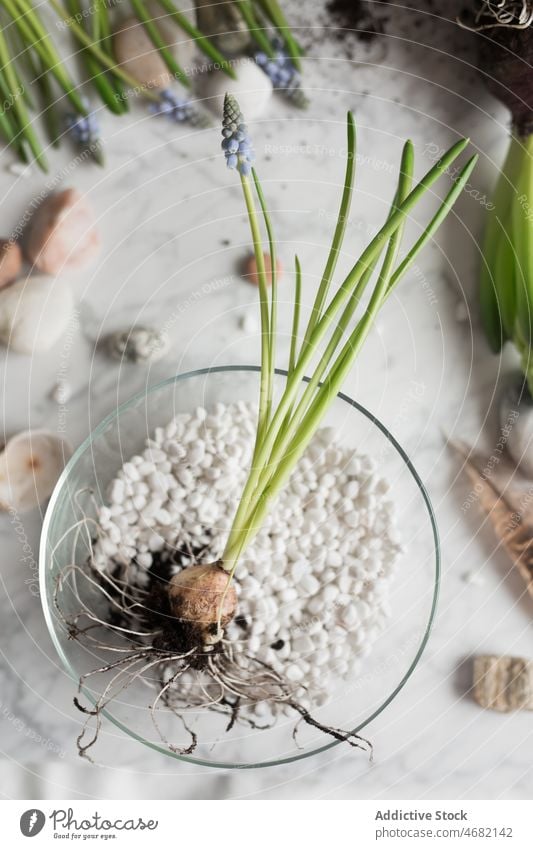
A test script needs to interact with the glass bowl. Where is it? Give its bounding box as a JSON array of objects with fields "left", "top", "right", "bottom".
[{"left": 40, "top": 366, "right": 439, "bottom": 769}]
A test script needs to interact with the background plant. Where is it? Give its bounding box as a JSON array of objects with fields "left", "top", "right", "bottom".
[{"left": 0, "top": 0, "right": 304, "bottom": 170}]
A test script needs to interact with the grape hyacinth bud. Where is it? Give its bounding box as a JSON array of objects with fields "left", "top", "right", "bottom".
[
  {"left": 64, "top": 110, "right": 100, "bottom": 147},
  {"left": 64, "top": 105, "right": 103, "bottom": 165},
  {"left": 221, "top": 93, "right": 255, "bottom": 177},
  {"left": 255, "top": 40, "right": 308, "bottom": 109},
  {"left": 149, "top": 89, "right": 210, "bottom": 128}
]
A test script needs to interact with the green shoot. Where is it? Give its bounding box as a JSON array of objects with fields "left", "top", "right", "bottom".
[{"left": 219, "top": 102, "right": 477, "bottom": 575}]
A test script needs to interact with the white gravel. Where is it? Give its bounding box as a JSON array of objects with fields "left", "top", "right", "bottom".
[{"left": 92, "top": 401, "right": 403, "bottom": 716}]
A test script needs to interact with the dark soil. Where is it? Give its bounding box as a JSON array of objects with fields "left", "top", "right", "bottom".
[{"left": 326, "top": 0, "right": 387, "bottom": 44}]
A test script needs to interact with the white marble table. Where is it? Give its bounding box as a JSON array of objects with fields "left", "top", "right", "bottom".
[{"left": 0, "top": 1, "right": 531, "bottom": 799}]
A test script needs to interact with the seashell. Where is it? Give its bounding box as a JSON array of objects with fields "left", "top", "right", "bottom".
[
  {"left": 0, "top": 429, "right": 72, "bottom": 512},
  {"left": 0, "top": 275, "right": 74, "bottom": 354},
  {"left": 196, "top": 57, "right": 272, "bottom": 119},
  {"left": 25, "top": 188, "right": 100, "bottom": 276},
  {"left": 114, "top": 17, "right": 172, "bottom": 90},
  {"left": 106, "top": 326, "right": 170, "bottom": 363},
  {"left": 0, "top": 239, "right": 22, "bottom": 289}
]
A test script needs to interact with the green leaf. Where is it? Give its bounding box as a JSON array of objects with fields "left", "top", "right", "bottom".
[
  {"left": 254, "top": 0, "right": 304, "bottom": 70},
  {"left": 0, "top": 24, "right": 47, "bottom": 170},
  {"left": 130, "top": 0, "right": 189, "bottom": 87},
  {"left": 234, "top": 0, "right": 276, "bottom": 58},
  {"left": 156, "top": 0, "right": 236, "bottom": 79}
]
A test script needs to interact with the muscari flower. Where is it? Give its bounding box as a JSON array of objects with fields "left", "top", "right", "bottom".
[
  {"left": 255, "top": 39, "right": 308, "bottom": 109},
  {"left": 149, "top": 89, "right": 210, "bottom": 128},
  {"left": 64, "top": 102, "right": 103, "bottom": 165},
  {"left": 221, "top": 93, "right": 255, "bottom": 177},
  {"left": 64, "top": 109, "right": 100, "bottom": 147}
]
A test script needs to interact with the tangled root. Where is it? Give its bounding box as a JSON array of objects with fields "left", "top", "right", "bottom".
[{"left": 53, "top": 506, "right": 372, "bottom": 761}]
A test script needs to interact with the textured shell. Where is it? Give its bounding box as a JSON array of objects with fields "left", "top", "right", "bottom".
[
  {"left": 0, "top": 429, "right": 72, "bottom": 512},
  {"left": 106, "top": 326, "right": 169, "bottom": 363}
]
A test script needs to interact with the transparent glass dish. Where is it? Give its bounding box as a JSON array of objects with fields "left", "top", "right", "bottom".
[{"left": 40, "top": 366, "right": 439, "bottom": 769}]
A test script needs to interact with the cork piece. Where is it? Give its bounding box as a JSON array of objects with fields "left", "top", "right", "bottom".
[{"left": 473, "top": 655, "right": 533, "bottom": 712}]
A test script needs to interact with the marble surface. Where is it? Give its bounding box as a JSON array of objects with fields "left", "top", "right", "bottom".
[{"left": 0, "top": 1, "right": 532, "bottom": 799}]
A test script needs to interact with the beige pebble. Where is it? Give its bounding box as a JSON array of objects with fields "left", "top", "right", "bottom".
[
  {"left": 196, "top": 57, "right": 272, "bottom": 119},
  {"left": 144, "top": 1, "right": 195, "bottom": 66},
  {"left": 473, "top": 655, "right": 533, "bottom": 712},
  {"left": 243, "top": 252, "right": 283, "bottom": 287},
  {"left": 114, "top": 17, "right": 172, "bottom": 90},
  {"left": 0, "top": 239, "right": 21, "bottom": 289},
  {"left": 0, "top": 275, "right": 74, "bottom": 354},
  {"left": 25, "top": 188, "right": 100, "bottom": 275}
]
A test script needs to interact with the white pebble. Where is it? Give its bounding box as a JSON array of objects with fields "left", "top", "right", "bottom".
[{"left": 93, "top": 399, "right": 402, "bottom": 719}]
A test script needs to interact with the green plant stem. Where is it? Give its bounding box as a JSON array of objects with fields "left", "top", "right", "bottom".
[
  {"left": 229, "top": 154, "right": 479, "bottom": 565},
  {"left": 222, "top": 136, "right": 474, "bottom": 570},
  {"left": 87, "top": 0, "right": 129, "bottom": 114},
  {"left": 252, "top": 168, "right": 277, "bottom": 428},
  {"left": 302, "top": 111, "right": 356, "bottom": 348},
  {"left": 47, "top": 0, "right": 161, "bottom": 101},
  {"left": 4, "top": 0, "right": 87, "bottom": 113},
  {"left": 130, "top": 0, "right": 189, "bottom": 86},
  {"left": 234, "top": 0, "right": 276, "bottom": 58},
  {"left": 0, "top": 24, "right": 47, "bottom": 169},
  {"left": 479, "top": 135, "right": 523, "bottom": 351},
  {"left": 511, "top": 134, "right": 533, "bottom": 349},
  {"left": 240, "top": 173, "right": 272, "bottom": 463},
  {"left": 156, "top": 0, "right": 236, "bottom": 79},
  {"left": 254, "top": 0, "right": 303, "bottom": 69},
  {"left": 289, "top": 255, "right": 302, "bottom": 375}
]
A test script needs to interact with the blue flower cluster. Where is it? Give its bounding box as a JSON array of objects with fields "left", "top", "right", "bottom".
[
  {"left": 221, "top": 94, "right": 255, "bottom": 177},
  {"left": 149, "top": 89, "right": 195, "bottom": 122},
  {"left": 64, "top": 110, "right": 100, "bottom": 146},
  {"left": 255, "top": 40, "right": 307, "bottom": 107}
]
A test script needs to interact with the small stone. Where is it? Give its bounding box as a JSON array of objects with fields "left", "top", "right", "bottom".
[
  {"left": 6, "top": 162, "right": 31, "bottom": 178},
  {"left": 286, "top": 663, "right": 304, "bottom": 682},
  {"left": 243, "top": 252, "right": 283, "bottom": 287},
  {"left": 25, "top": 188, "right": 100, "bottom": 275},
  {"left": 0, "top": 239, "right": 21, "bottom": 289},
  {"left": 114, "top": 17, "right": 171, "bottom": 90},
  {"left": 106, "top": 326, "right": 170, "bottom": 363},
  {"left": 473, "top": 655, "right": 533, "bottom": 712},
  {"left": 238, "top": 312, "right": 258, "bottom": 334},
  {"left": 197, "top": 57, "right": 272, "bottom": 119},
  {"left": 50, "top": 380, "right": 72, "bottom": 405},
  {"left": 0, "top": 275, "right": 74, "bottom": 354}
]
